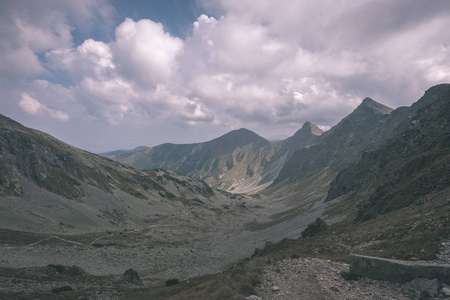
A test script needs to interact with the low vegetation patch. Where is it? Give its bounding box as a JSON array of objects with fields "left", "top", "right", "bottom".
[
  {"left": 166, "top": 278, "right": 179, "bottom": 286},
  {"left": 51, "top": 285, "right": 73, "bottom": 293}
]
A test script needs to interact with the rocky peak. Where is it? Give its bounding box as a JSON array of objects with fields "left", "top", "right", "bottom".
[
  {"left": 211, "top": 128, "right": 269, "bottom": 149},
  {"left": 329, "top": 98, "right": 393, "bottom": 129},
  {"left": 302, "top": 121, "right": 323, "bottom": 136},
  {"left": 290, "top": 122, "right": 323, "bottom": 142},
  {"left": 356, "top": 97, "right": 393, "bottom": 116}
]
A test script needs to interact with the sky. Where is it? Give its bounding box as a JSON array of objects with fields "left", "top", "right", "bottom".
[{"left": 0, "top": 0, "right": 449, "bottom": 153}]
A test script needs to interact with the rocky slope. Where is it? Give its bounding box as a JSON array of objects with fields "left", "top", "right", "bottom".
[
  {"left": 326, "top": 84, "right": 450, "bottom": 222},
  {"left": 0, "top": 114, "right": 233, "bottom": 233},
  {"left": 112, "top": 124, "right": 322, "bottom": 193},
  {"left": 272, "top": 98, "right": 396, "bottom": 186}
]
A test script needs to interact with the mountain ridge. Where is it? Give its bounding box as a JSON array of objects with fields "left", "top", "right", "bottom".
[
  {"left": 1, "top": 84, "right": 450, "bottom": 299},
  {"left": 0, "top": 115, "right": 233, "bottom": 232},
  {"left": 326, "top": 84, "right": 450, "bottom": 221},
  {"left": 111, "top": 123, "right": 322, "bottom": 193},
  {"left": 271, "top": 97, "right": 394, "bottom": 186}
]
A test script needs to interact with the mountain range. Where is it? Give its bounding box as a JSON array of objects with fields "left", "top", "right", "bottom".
[
  {"left": 0, "top": 84, "right": 449, "bottom": 299},
  {"left": 111, "top": 122, "right": 323, "bottom": 193}
]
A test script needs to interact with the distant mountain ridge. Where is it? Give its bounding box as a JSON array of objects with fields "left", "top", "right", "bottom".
[
  {"left": 111, "top": 124, "right": 323, "bottom": 193},
  {"left": 99, "top": 146, "right": 148, "bottom": 158},
  {"left": 107, "top": 84, "right": 450, "bottom": 207}
]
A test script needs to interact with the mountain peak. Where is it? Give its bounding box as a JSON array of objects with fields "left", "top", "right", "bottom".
[
  {"left": 218, "top": 128, "right": 262, "bottom": 140},
  {"left": 292, "top": 122, "right": 323, "bottom": 139},
  {"left": 210, "top": 128, "right": 269, "bottom": 150},
  {"left": 300, "top": 121, "right": 323, "bottom": 136},
  {"left": 355, "top": 97, "right": 393, "bottom": 116}
]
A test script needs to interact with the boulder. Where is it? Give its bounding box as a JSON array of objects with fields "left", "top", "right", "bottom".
[
  {"left": 403, "top": 277, "right": 441, "bottom": 299},
  {"left": 301, "top": 218, "right": 328, "bottom": 238},
  {"left": 123, "top": 268, "right": 143, "bottom": 286},
  {"left": 441, "top": 283, "right": 450, "bottom": 297}
]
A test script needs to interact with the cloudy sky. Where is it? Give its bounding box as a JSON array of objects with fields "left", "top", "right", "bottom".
[{"left": 1, "top": 0, "right": 449, "bottom": 152}]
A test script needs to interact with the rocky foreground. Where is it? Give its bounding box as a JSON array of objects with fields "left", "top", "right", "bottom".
[
  {"left": 254, "top": 257, "right": 450, "bottom": 300},
  {"left": 3, "top": 254, "right": 450, "bottom": 299}
]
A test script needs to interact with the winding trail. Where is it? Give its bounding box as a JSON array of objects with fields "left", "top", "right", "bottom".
[
  {"left": 27, "top": 236, "right": 85, "bottom": 247},
  {"left": 26, "top": 209, "right": 194, "bottom": 247}
]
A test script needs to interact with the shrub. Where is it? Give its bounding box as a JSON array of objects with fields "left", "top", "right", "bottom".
[
  {"left": 51, "top": 286, "right": 72, "bottom": 293},
  {"left": 166, "top": 278, "right": 179, "bottom": 286},
  {"left": 47, "top": 264, "right": 65, "bottom": 273}
]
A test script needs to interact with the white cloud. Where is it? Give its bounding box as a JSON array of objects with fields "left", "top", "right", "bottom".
[
  {"left": 2, "top": 0, "right": 450, "bottom": 151},
  {"left": 0, "top": 0, "right": 113, "bottom": 81},
  {"left": 19, "top": 93, "right": 42, "bottom": 115},
  {"left": 185, "top": 14, "right": 289, "bottom": 75},
  {"left": 47, "top": 39, "right": 115, "bottom": 82},
  {"left": 113, "top": 18, "right": 184, "bottom": 87},
  {"left": 19, "top": 93, "right": 69, "bottom": 121}
]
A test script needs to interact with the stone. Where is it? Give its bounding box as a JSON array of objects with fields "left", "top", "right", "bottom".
[
  {"left": 442, "top": 286, "right": 450, "bottom": 297},
  {"left": 301, "top": 218, "right": 328, "bottom": 238},
  {"left": 246, "top": 295, "right": 262, "bottom": 300},
  {"left": 271, "top": 286, "right": 280, "bottom": 292},
  {"left": 403, "top": 277, "right": 441, "bottom": 298},
  {"left": 123, "top": 268, "right": 143, "bottom": 286},
  {"left": 349, "top": 254, "right": 450, "bottom": 284}
]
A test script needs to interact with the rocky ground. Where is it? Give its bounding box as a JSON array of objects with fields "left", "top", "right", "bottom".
[
  {"left": 254, "top": 257, "right": 450, "bottom": 300},
  {"left": 252, "top": 240, "right": 450, "bottom": 300},
  {"left": 2, "top": 184, "right": 448, "bottom": 299},
  {"left": 255, "top": 258, "right": 412, "bottom": 299}
]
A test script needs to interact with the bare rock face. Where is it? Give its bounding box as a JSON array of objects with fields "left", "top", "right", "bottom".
[
  {"left": 123, "top": 268, "right": 143, "bottom": 286},
  {"left": 301, "top": 218, "right": 328, "bottom": 238}
]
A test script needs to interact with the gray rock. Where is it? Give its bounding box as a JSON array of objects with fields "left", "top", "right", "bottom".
[
  {"left": 442, "top": 283, "right": 450, "bottom": 297},
  {"left": 403, "top": 277, "right": 441, "bottom": 298},
  {"left": 301, "top": 218, "right": 328, "bottom": 238},
  {"left": 123, "top": 268, "right": 143, "bottom": 286},
  {"left": 246, "top": 295, "right": 262, "bottom": 300}
]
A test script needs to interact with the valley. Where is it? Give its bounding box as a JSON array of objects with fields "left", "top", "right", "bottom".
[{"left": 0, "top": 84, "right": 449, "bottom": 299}]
